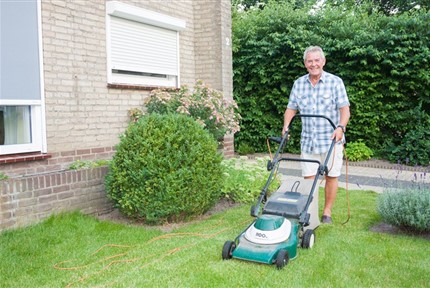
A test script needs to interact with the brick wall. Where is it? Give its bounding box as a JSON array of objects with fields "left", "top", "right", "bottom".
[
  {"left": 1, "top": 147, "right": 115, "bottom": 178},
  {"left": 0, "top": 166, "right": 112, "bottom": 231},
  {"left": 193, "top": 0, "right": 233, "bottom": 99},
  {"left": 0, "top": 0, "right": 234, "bottom": 231},
  {"left": 39, "top": 0, "right": 233, "bottom": 157}
]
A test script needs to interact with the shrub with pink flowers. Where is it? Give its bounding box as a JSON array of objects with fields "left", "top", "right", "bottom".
[{"left": 143, "top": 80, "right": 241, "bottom": 141}]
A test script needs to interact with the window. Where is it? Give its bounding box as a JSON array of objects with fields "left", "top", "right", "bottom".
[
  {"left": 0, "top": 0, "right": 46, "bottom": 155},
  {"left": 106, "top": 1, "right": 186, "bottom": 88},
  {"left": 1, "top": 106, "right": 32, "bottom": 145}
]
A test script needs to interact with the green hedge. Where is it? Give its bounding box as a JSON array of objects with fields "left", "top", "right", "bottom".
[{"left": 232, "top": 1, "right": 430, "bottom": 165}]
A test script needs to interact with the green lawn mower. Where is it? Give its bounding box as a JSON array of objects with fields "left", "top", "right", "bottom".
[{"left": 222, "top": 114, "right": 337, "bottom": 269}]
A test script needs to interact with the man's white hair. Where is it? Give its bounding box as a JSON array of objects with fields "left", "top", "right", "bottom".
[{"left": 303, "top": 46, "right": 325, "bottom": 61}]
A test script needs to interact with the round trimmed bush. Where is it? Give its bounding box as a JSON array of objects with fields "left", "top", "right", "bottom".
[{"left": 105, "top": 113, "right": 223, "bottom": 224}]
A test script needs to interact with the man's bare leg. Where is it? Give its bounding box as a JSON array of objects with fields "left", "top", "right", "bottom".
[
  {"left": 323, "top": 176, "right": 338, "bottom": 217},
  {"left": 305, "top": 175, "right": 338, "bottom": 222}
]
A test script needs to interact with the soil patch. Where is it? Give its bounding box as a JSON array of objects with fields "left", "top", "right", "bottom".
[
  {"left": 97, "top": 198, "right": 239, "bottom": 232},
  {"left": 370, "top": 222, "right": 430, "bottom": 240}
]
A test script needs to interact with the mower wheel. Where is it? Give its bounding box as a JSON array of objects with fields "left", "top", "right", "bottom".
[
  {"left": 275, "top": 249, "right": 289, "bottom": 269},
  {"left": 302, "top": 229, "right": 315, "bottom": 249},
  {"left": 222, "top": 240, "right": 236, "bottom": 260}
]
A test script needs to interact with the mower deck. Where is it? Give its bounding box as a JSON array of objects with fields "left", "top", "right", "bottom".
[{"left": 232, "top": 220, "right": 300, "bottom": 265}]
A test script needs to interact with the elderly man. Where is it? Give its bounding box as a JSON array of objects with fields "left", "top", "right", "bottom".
[{"left": 282, "top": 46, "right": 350, "bottom": 224}]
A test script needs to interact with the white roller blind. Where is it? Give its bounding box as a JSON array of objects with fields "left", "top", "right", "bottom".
[
  {"left": 110, "top": 16, "right": 178, "bottom": 76},
  {"left": 0, "top": 0, "right": 41, "bottom": 101}
]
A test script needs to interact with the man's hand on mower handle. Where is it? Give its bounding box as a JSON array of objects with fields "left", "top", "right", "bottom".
[
  {"left": 331, "top": 127, "right": 344, "bottom": 142},
  {"left": 282, "top": 126, "right": 289, "bottom": 137}
]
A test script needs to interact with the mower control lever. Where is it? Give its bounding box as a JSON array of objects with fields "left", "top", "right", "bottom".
[
  {"left": 268, "top": 136, "right": 282, "bottom": 144},
  {"left": 267, "top": 160, "right": 273, "bottom": 171},
  {"left": 318, "top": 164, "right": 328, "bottom": 176}
]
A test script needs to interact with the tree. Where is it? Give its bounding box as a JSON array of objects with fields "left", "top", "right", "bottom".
[
  {"left": 376, "top": 0, "right": 428, "bottom": 14},
  {"left": 232, "top": 0, "right": 316, "bottom": 11},
  {"left": 323, "top": 0, "right": 429, "bottom": 14}
]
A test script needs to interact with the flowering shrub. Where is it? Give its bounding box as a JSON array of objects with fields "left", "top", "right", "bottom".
[{"left": 143, "top": 80, "right": 241, "bottom": 140}]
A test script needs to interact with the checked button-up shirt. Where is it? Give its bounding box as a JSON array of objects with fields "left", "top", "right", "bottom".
[{"left": 287, "top": 71, "right": 350, "bottom": 154}]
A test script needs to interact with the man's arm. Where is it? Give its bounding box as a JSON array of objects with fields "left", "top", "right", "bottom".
[
  {"left": 283, "top": 108, "right": 297, "bottom": 135},
  {"left": 332, "top": 105, "right": 350, "bottom": 141},
  {"left": 339, "top": 105, "right": 350, "bottom": 128}
]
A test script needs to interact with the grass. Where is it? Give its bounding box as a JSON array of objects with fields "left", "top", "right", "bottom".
[{"left": 1, "top": 189, "right": 429, "bottom": 288}]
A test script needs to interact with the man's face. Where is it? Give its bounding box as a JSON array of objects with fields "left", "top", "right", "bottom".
[{"left": 304, "top": 51, "right": 326, "bottom": 77}]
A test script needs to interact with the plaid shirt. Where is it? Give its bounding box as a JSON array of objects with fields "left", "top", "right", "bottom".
[{"left": 287, "top": 71, "right": 350, "bottom": 154}]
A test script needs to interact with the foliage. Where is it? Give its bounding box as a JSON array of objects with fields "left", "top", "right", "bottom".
[
  {"left": 232, "top": 1, "right": 430, "bottom": 164},
  {"left": 345, "top": 141, "right": 374, "bottom": 162},
  {"left": 143, "top": 80, "right": 241, "bottom": 141},
  {"left": 105, "top": 113, "right": 223, "bottom": 224},
  {"left": 128, "top": 107, "right": 144, "bottom": 123},
  {"left": 221, "top": 156, "right": 281, "bottom": 203},
  {"left": 377, "top": 184, "right": 430, "bottom": 232},
  {"left": 385, "top": 126, "right": 430, "bottom": 166},
  {"left": 232, "top": 1, "right": 311, "bottom": 152},
  {"left": 0, "top": 172, "right": 9, "bottom": 180},
  {"left": 236, "top": 142, "right": 256, "bottom": 155},
  {"left": 2, "top": 190, "right": 430, "bottom": 287},
  {"left": 232, "top": 0, "right": 312, "bottom": 11},
  {"left": 372, "top": 0, "right": 427, "bottom": 14},
  {"left": 323, "top": 0, "right": 428, "bottom": 15},
  {"left": 383, "top": 106, "right": 430, "bottom": 166},
  {"left": 68, "top": 159, "right": 110, "bottom": 170}
]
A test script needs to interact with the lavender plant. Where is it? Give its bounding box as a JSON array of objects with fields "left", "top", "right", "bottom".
[
  {"left": 377, "top": 170, "right": 430, "bottom": 232},
  {"left": 143, "top": 80, "right": 241, "bottom": 141}
]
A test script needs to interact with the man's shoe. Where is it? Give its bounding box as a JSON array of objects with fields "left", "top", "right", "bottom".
[{"left": 321, "top": 215, "right": 333, "bottom": 224}]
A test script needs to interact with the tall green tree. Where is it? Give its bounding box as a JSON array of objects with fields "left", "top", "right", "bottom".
[
  {"left": 232, "top": 0, "right": 316, "bottom": 11},
  {"left": 323, "top": 0, "right": 429, "bottom": 14}
]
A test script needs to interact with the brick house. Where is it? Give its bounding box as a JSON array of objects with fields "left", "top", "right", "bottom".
[{"left": 0, "top": 0, "right": 234, "bottom": 231}]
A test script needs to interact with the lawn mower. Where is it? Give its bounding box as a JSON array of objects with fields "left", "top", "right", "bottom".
[{"left": 222, "top": 114, "right": 337, "bottom": 269}]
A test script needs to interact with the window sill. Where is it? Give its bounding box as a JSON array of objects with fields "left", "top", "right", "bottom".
[
  {"left": 0, "top": 152, "right": 52, "bottom": 164},
  {"left": 107, "top": 83, "right": 177, "bottom": 91}
]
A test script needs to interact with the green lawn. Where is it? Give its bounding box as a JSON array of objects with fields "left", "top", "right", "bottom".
[{"left": 1, "top": 189, "right": 429, "bottom": 288}]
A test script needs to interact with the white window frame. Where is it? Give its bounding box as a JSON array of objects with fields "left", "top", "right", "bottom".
[
  {"left": 0, "top": 0, "right": 47, "bottom": 155},
  {"left": 0, "top": 101, "right": 44, "bottom": 154},
  {"left": 106, "top": 1, "right": 186, "bottom": 88}
]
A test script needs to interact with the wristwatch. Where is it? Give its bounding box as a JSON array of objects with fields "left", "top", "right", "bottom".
[{"left": 337, "top": 125, "right": 346, "bottom": 133}]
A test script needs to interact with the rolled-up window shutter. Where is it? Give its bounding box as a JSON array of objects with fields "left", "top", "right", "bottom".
[{"left": 110, "top": 16, "right": 178, "bottom": 77}]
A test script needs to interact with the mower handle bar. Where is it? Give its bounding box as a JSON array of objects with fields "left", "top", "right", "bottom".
[
  {"left": 287, "top": 114, "right": 337, "bottom": 130},
  {"left": 251, "top": 114, "right": 337, "bottom": 219}
]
